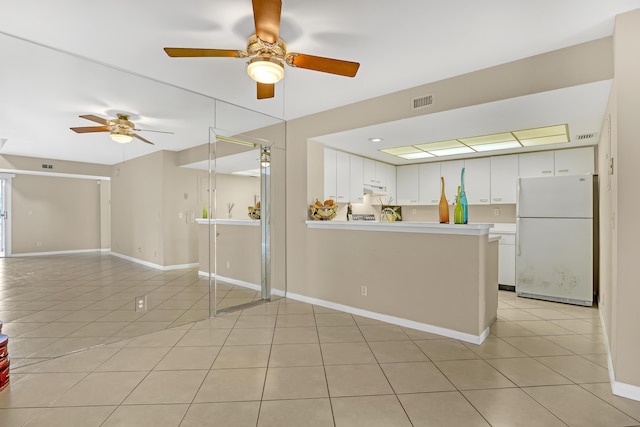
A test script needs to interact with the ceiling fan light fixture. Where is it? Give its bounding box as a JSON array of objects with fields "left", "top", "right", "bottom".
[
  {"left": 110, "top": 131, "right": 133, "bottom": 144},
  {"left": 247, "top": 57, "right": 284, "bottom": 84}
]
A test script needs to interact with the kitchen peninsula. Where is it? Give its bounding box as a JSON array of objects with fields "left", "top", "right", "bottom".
[{"left": 304, "top": 221, "right": 498, "bottom": 344}]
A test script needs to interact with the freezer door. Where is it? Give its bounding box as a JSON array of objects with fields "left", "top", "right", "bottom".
[
  {"left": 516, "top": 174, "right": 593, "bottom": 218},
  {"left": 516, "top": 217, "right": 593, "bottom": 305}
]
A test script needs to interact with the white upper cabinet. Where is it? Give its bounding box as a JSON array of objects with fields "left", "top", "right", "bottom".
[
  {"left": 396, "top": 165, "right": 420, "bottom": 205},
  {"left": 440, "top": 160, "right": 465, "bottom": 203},
  {"left": 490, "top": 154, "right": 519, "bottom": 204},
  {"left": 335, "top": 150, "right": 350, "bottom": 203},
  {"left": 518, "top": 151, "right": 554, "bottom": 177},
  {"left": 463, "top": 157, "right": 491, "bottom": 204},
  {"left": 324, "top": 148, "right": 338, "bottom": 201},
  {"left": 554, "top": 147, "right": 594, "bottom": 175},
  {"left": 363, "top": 158, "right": 377, "bottom": 187},
  {"left": 349, "top": 154, "right": 364, "bottom": 203},
  {"left": 382, "top": 162, "right": 397, "bottom": 202},
  {"left": 324, "top": 148, "right": 350, "bottom": 202},
  {"left": 418, "top": 163, "right": 441, "bottom": 205}
]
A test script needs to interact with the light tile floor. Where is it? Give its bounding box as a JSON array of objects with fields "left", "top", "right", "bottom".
[
  {"left": 0, "top": 254, "right": 261, "bottom": 368},
  {"left": 1, "top": 255, "right": 640, "bottom": 426}
]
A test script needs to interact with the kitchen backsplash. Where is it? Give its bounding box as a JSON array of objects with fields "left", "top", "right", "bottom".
[{"left": 330, "top": 194, "right": 516, "bottom": 223}]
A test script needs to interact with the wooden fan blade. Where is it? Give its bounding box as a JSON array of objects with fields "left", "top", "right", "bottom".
[
  {"left": 257, "top": 82, "right": 275, "bottom": 99},
  {"left": 252, "top": 0, "right": 281, "bottom": 43},
  {"left": 133, "top": 133, "right": 155, "bottom": 145},
  {"left": 164, "top": 48, "right": 242, "bottom": 58},
  {"left": 287, "top": 53, "right": 360, "bottom": 77},
  {"left": 70, "top": 126, "right": 110, "bottom": 134},
  {"left": 79, "top": 114, "right": 110, "bottom": 126}
]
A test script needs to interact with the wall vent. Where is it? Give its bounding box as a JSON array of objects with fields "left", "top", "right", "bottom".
[
  {"left": 575, "top": 133, "right": 597, "bottom": 140},
  {"left": 411, "top": 94, "right": 434, "bottom": 111}
]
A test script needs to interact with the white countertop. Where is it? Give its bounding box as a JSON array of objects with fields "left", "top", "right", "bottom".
[
  {"left": 196, "top": 218, "right": 260, "bottom": 226},
  {"left": 306, "top": 220, "right": 494, "bottom": 236}
]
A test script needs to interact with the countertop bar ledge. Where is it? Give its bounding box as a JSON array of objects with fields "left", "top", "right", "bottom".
[
  {"left": 306, "top": 220, "right": 493, "bottom": 236},
  {"left": 197, "top": 218, "right": 259, "bottom": 226}
]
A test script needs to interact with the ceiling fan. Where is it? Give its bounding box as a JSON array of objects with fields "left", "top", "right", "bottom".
[
  {"left": 163, "top": 0, "right": 360, "bottom": 99},
  {"left": 70, "top": 114, "right": 172, "bottom": 145}
]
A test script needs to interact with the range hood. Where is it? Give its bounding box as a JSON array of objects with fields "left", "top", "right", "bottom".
[{"left": 363, "top": 183, "right": 387, "bottom": 195}]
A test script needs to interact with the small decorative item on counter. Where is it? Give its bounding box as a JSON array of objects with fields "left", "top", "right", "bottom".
[
  {"left": 454, "top": 185, "right": 464, "bottom": 224},
  {"left": 310, "top": 199, "right": 338, "bottom": 220},
  {"left": 460, "top": 167, "right": 468, "bottom": 224},
  {"left": 381, "top": 205, "right": 402, "bottom": 222},
  {"left": 227, "top": 202, "right": 235, "bottom": 219},
  {"left": 248, "top": 201, "right": 261, "bottom": 220},
  {"left": 439, "top": 177, "right": 450, "bottom": 223},
  {"left": 346, "top": 202, "right": 353, "bottom": 221},
  {"left": 202, "top": 202, "right": 208, "bottom": 219}
]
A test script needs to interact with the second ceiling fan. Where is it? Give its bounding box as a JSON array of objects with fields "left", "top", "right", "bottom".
[{"left": 164, "top": 0, "right": 360, "bottom": 99}]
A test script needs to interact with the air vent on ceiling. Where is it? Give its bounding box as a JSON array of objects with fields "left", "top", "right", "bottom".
[
  {"left": 575, "top": 133, "right": 597, "bottom": 140},
  {"left": 411, "top": 94, "right": 434, "bottom": 111}
]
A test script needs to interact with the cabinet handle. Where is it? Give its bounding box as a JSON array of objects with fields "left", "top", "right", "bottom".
[
  {"left": 542, "top": 170, "right": 552, "bottom": 174},
  {"left": 558, "top": 169, "right": 569, "bottom": 173},
  {"left": 480, "top": 198, "right": 488, "bottom": 202},
  {"left": 338, "top": 196, "right": 345, "bottom": 199},
  {"left": 493, "top": 197, "right": 502, "bottom": 201},
  {"left": 431, "top": 200, "right": 438, "bottom": 203},
  {"left": 411, "top": 199, "right": 417, "bottom": 203}
]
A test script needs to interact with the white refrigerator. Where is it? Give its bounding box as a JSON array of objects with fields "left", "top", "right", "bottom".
[{"left": 515, "top": 174, "right": 594, "bottom": 306}]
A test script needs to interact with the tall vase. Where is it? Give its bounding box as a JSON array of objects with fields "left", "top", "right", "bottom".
[
  {"left": 454, "top": 185, "right": 464, "bottom": 224},
  {"left": 438, "top": 177, "right": 449, "bottom": 224},
  {"left": 460, "top": 167, "right": 468, "bottom": 224}
]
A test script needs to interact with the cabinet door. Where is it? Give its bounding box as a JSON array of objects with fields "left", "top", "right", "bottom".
[
  {"left": 418, "top": 163, "right": 441, "bottom": 205},
  {"left": 554, "top": 147, "right": 594, "bottom": 175},
  {"left": 349, "top": 155, "right": 364, "bottom": 203},
  {"left": 396, "top": 165, "right": 420, "bottom": 205},
  {"left": 490, "top": 154, "right": 518, "bottom": 204},
  {"left": 382, "top": 163, "right": 397, "bottom": 202},
  {"left": 363, "top": 158, "right": 376, "bottom": 186},
  {"left": 323, "top": 148, "right": 337, "bottom": 201},
  {"left": 498, "top": 242, "right": 516, "bottom": 286},
  {"left": 519, "top": 151, "right": 554, "bottom": 177},
  {"left": 335, "top": 151, "right": 350, "bottom": 203},
  {"left": 440, "top": 160, "right": 465, "bottom": 203},
  {"left": 464, "top": 158, "right": 491, "bottom": 204},
  {"left": 374, "top": 161, "right": 386, "bottom": 188}
]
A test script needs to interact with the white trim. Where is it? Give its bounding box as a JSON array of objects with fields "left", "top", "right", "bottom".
[
  {"left": 285, "top": 291, "right": 490, "bottom": 344},
  {"left": 12, "top": 248, "right": 104, "bottom": 257},
  {"left": 110, "top": 251, "right": 198, "bottom": 271},
  {"left": 197, "top": 272, "right": 285, "bottom": 296},
  {"left": 306, "top": 220, "right": 493, "bottom": 236},
  {"left": 599, "top": 306, "right": 640, "bottom": 401},
  {"left": 0, "top": 168, "right": 110, "bottom": 181}
]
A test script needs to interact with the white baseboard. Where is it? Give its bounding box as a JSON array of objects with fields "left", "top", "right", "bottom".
[
  {"left": 599, "top": 307, "right": 640, "bottom": 402},
  {"left": 285, "top": 291, "right": 490, "bottom": 345},
  {"left": 110, "top": 252, "right": 198, "bottom": 271},
  {"left": 12, "top": 248, "right": 103, "bottom": 257}
]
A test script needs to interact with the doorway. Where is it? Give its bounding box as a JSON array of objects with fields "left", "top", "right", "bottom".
[{"left": 0, "top": 174, "right": 13, "bottom": 257}]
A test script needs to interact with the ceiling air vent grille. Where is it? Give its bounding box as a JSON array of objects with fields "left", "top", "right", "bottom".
[
  {"left": 575, "top": 133, "right": 597, "bottom": 140},
  {"left": 411, "top": 94, "right": 434, "bottom": 111}
]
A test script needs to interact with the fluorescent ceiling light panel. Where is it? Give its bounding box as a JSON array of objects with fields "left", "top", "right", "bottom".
[
  {"left": 397, "top": 152, "right": 435, "bottom": 159},
  {"left": 427, "top": 146, "right": 476, "bottom": 156},
  {"left": 459, "top": 132, "right": 517, "bottom": 146},
  {"left": 380, "top": 146, "right": 424, "bottom": 155},
  {"left": 414, "top": 140, "right": 463, "bottom": 151},
  {"left": 520, "top": 134, "right": 570, "bottom": 147},
  {"left": 513, "top": 124, "right": 567, "bottom": 140},
  {"left": 471, "top": 141, "right": 522, "bottom": 152}
]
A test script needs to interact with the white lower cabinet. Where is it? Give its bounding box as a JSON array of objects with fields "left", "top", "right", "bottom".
[{"left": 492, "top": 232, "right": 516, "bottom": 287}]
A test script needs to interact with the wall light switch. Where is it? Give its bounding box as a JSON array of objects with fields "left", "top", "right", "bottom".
[{"left": 493, "top": 208, "right": 500, "bottom": 216}]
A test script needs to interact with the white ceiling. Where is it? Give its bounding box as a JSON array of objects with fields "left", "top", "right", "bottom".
[{"left": 0, "top": 1, "right": 637, "bottom": 166}]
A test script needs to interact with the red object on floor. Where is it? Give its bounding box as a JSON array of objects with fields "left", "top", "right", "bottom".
[
  {"left": 0, "top": 334, "right": 7, "bottom": 359},
  {"left": 0, "top": 334, "right": 8, "bottom": 392}
]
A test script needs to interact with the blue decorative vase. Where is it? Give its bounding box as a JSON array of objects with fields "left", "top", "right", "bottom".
[{"left": 460, "top": 167, "right": 468, "bottom": 224}]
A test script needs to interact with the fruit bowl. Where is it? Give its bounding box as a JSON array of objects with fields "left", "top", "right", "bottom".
[
  {"left": 309, "top": 200, "right": 338, "bottom": 220},
  {"left": 248, "top": 206, "right": 261, "bottom": 220}
]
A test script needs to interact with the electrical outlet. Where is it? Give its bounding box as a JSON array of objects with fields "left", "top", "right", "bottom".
[
  {"left": 226, "top": 261, "right": 231, "bottom": 269},
  {"left": 36, "top": 241, "right": 42, "bottom": 247},
  {"left": 493, "top": 208, "right": 500, "bottom": 216},
  {"left": 135, "top": 296, "right": 147, "bottom": 312},
  {"left": 360, "top": 285, "right": 368, "bottom": 296},
  {"left": 137, "top": 247, "right": 142, "bottom": 253},
  {"left": 412, "top": 209, "right": 417, "bottom": 215}
]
